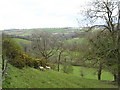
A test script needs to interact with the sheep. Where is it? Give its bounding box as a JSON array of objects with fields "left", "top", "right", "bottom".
[
  {"left": 5, "top": 72, "right": 7, "bottom": 75},
  {"left": 45, "top": 66, "right": 51, "bottom": 69},
  {"left": 39, "top": 66, "right": 44, "bottom": 71}
]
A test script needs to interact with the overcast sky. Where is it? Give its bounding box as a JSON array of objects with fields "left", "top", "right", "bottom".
[{"left": 0, "top": 0, "right": 92, "bottom": 30}]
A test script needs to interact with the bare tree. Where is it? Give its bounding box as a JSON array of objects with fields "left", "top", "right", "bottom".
[
  {"left": 83, "top": 0, "right": 118, "bottom": 32},
  {"left": 57, "top": 34, "right": 68, "bottom": 71},
  {"left": 31, "top": 31, "right": 59, "bottom": 62}
]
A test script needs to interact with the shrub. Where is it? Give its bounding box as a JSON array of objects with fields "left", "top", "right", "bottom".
[
  {"left": 33, "top": 58, "right": 46, "bottom": 68},
  {"left": 21, "top": 54, "right": 34, "bottom": 67},
  {"left": 10, "top": 54, "right": 26, "bottom": 69},
  {"left": 9, "top": 53, "right": 47, "bottom": 69},
  {"left": 9, "top": 53, "right": 35, "bottom": 69}
]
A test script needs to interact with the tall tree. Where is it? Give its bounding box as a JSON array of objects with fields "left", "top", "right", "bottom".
[
  {"left": 57, "top": 34, "right": 68, "bottom": 71},
  {"left": 81, "top": 0, "right": 120, "bottom": 83},
  {"left": 31, "top": 31, "right": 59, "bottom": 62}
]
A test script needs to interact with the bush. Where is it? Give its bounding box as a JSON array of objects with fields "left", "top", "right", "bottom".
[
  {"left": 9, "top": 53, "right": 47, "bottom": 69},
  {"left": 33, "top": 58, "right": 46, "bottom": 68},
  {"left": 21, "top": 54, "right": 34, "bottom": 67},
  {"left": 9, "top": 53, "right": 33, "bottom": 69},
  {"left": 10, "top": 54, "right": 26, "bottom": 69}
]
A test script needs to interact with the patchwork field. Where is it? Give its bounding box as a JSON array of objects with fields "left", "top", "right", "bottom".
[{"left": 3, "top": 28, "right": 80, "bottom": 36}]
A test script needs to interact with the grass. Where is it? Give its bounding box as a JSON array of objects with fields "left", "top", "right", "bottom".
[
  {"left": 72, "top": 66, "right": 114, "bottom": 81},
  {"left": 3, "top": 64, "right": 117, "bottom": 88},
  {"left": 3, "top": 30, "right": 32, "bottom": 36},
  {"left": 12, "top": 38, "right": 31, "bottom": 51},
  {"left": 66, "top": 38, "right": 86, "bottom": 44},
  {"left": 57, "top": 65, "right": 114, "bottom": 81},
  {"left": 12, "top": 38, "right": 31, "bottom": 44}
]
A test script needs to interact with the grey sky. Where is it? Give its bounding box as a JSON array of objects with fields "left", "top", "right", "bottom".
[{"left": 0, "top": 0, "right": 91, "bottom": 30}]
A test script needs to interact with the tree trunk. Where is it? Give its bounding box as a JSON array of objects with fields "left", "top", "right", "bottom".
[
  {"left": 44, "top": 57, "right": 48, "bottom": 63},
  {"left": 58, "top": 51, "right": 62, "bottom": 71},
  {"left": 2, "top": 60, "right": 8, "bottom": 76},
  {"left": 98, "top": 63, "right": 102, "bottom": 80},
  {"left": 98, "top": 69, "right": 101, "bottom": 80},
  {"left": 113, "top": 74, "right": 117, "bottom": 82},
  {"left": 2, "top": 54, "right": 4, "bottom": 71}
]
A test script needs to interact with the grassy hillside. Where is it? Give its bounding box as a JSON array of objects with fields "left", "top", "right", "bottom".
[
  {"left": 3, "top": 64, "right": 117, "bottom": 88},
  {"left": 11, "top": 38, "right": 31, "bottom": 52}
]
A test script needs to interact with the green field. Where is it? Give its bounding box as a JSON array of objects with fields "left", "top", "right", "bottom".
[
  {"left": 57, "top": 65, "right": 114, "bottom": 81},
  {"left": 39, "top": 28, "right": 79, "bottom": 33},
  {"left": 66, "top": 38, "right": 87, "bottom": 44},
  {"left": 4, "top": 28, "right": 80, "bottom": 36},
  {"left": 12, "top": 37, "right": 85, "bottom": 45},
  {"left": 72, "top": 66, "right": 113, "bottom": 81},
  {"left": 3, "top": 30, "right": 32, "bottom": 36},
  {"left": 2, "top": 64, "right": 117, "bottom": 88},
  {"left": 12, "top": 38, "right": 31, "bottom": 44}
]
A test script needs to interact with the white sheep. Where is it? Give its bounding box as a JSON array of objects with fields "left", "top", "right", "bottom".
[
  {"left": 39, "top": 66, "right": 44, "bottom": 71},
  {"left": 46, "top": 66, "right": 51, "bottom": 69}
]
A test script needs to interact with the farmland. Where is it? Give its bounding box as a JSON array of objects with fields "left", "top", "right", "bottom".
[{"left": 3, "top": 28, "right": 80, "bottom": 36}]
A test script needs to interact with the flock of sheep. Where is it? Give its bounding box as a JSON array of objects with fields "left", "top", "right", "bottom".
[{"left": 38, "top": 66, "right": 51, "bottom": 71}]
